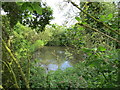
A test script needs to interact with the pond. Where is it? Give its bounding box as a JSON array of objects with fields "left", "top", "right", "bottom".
[{"left": 32, "top": 46, "right": 85, "bottom": 72}]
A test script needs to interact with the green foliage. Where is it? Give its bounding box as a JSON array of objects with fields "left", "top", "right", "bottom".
[
  {"left": 31, "top": 40, "right": 44, "bottom": 51},
  {"left": 13, "top": 22, "right": 46, "bottom": 52},
  {"left": 20, "top": 2, "right": 43, "bottom": 15},
  {"left": 98, "top": 46, "right": 106, "bottom": 51},
  {"left": 82, "top": 48, "right": 118, "bottom": 88},
  {"left": 32, "top": 2, "right": 42, "bottom": 15},
  {"left": 30, "top": 61, "right": 88, "bottom": 88},
  {"left": 64, "top": 25, "right": 86, "bottom": 48},
  {"left": 2, "top": 1, "right": 119, "bottom": 89},
  {"left": 30, "top": 59, "right": 47, "bottom": 88},
  {"left": 45, "top": 25, "right": 67, "bottom": 46},
  {"left": 99, "top": 13, "right": 113, "bottom": 22},
  {"left": 30, "top": 48, "right": 118, "bottom": 88},
  {"left": 2, "top": 2, "right": 53, "bottom": 32},
  {"left": 75, "top": 16, "right": 81, "bottom": 22}
]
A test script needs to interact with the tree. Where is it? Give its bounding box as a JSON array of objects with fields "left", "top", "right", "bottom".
[{"left": 2, "top": 2, "right": 53, "bottom": 32}]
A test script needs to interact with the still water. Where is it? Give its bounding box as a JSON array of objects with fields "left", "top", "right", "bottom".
[{"left": 33, "top": 46, "right": 84, "bottom": 72}]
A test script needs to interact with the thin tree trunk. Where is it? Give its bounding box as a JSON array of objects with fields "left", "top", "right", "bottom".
[
  {"left": 2, "top": 39, "right": 30, "bottom": 89},
  {"left": 1, "top": 61, "right": 20, "bottom": 89}
]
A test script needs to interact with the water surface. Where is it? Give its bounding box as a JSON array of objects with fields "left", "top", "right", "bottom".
[{"left": 33, "top": 46, "right": 84, "bottom": 72}]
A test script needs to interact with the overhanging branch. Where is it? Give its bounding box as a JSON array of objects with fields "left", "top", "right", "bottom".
[
  {"left": 70, "top": 1, "right": 120, "bottom": 36},
  {"left": 78, "top": 23, "right": 120, "bottom": 44}
]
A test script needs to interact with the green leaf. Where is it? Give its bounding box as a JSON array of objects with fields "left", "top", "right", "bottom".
[
  {"left": 98, "top": 46, "right": 106, "bottom": 51},
  {"left": 100, "top": 14, "right": 113, "bottom": 22},
  {"left": 35, "top": 40, "right": 44, "bottom": 48},
  {"left": 27, "top": 6, "right": 33, "bottom": 13},
  {"left": 78, "top": 27, "right": 84, "bottom": 31},
  {"left": 89, "top": 61, "right": 99, "bottom": 67},
  {"left": 33, "top": 3, "right": 42, "bottom": 15},
  {"left": 0, "top": 85, "right": 3, "bottom": 89},
  {"left": 36, "top": 7, "right": 42, "bottom": 15},
  {"left": 107, "top": 13, "right": 113, "bottom": 20},
  {"left": 99, "top": 15, "right": 106, "bottom": 22},
  {"left": 16, "top": 2, "right": 23, "bottom": 6},
  {"left": 108, "top": 22, "right": 112, "bottom": 25},
  {"left": 21, "top": 3, "right": 34, "bottom": 12},
  {"left": 92, "top": 48, "right": 97, "bottom": 51},
  {"left": 21, "top": 3, "right": 28, "bottom": 10},
  {"left": 81, "top": 22, "right": 87, "bottom": 24},
  {"left": 89, "top": 59, "right": 102, "bottom": 68},
  {"left": 75, "top": 17, "right": 80, "bottom": 21},
  {"left": 81, "top": 48, "right": 92, "bottom": 53}
]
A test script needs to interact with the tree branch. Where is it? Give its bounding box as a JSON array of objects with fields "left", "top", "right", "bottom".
[
  {"left": 2, "top": 39, "right": 30, "bottom": 89},
  {"left": 78, "top": 23, "right": 120, "bottom": 44},
  {"left": 1, "top": 61, "right": 20, "bottom": 89},
  {"left": 70, "top": 1, "right": 120, "bottom": 36}
]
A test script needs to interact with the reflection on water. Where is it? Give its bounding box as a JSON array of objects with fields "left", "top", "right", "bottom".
[
  {"left": 41, "top": 61, "right": 72, "bottom": 72},
  {"left": 33, "top": 46, "right": 83, "bottom": 72},
  {"left": 60, "top": 61, "right": 72, "bottom": 70},
  {"left": 48, "top": 64, "right": 58, "bottom": 71}
]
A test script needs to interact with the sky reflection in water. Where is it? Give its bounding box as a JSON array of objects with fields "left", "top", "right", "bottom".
[
  {"left": 47, "top": 61, "right": 72, "bottom": 71},
  {"left": 34, "top": 46, "right": 74, "bottom": 72}
]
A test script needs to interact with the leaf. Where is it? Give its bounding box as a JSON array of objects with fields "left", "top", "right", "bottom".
[
  {"left": 92, "top": 48, "right": 97, "bottom": 51},
  {"left": 16, "top": 2, "right": 24, "bottom": 6},
  {"left": 27, "top": 5, "right": 33, "bottom": 13},
  {"left": 0, "top": 85, "right": 3, "bottom": 89},
  {"left": 21, "top": 2, "right": 34, "bottom": 12},
  {"left": 33, "top": 3, "right": 42, "bottom": 15},
  {"left": 81, "top": 48, "right": 92, "bottom": 53},
  {"left": 99, "top": 15, "right": 106, "bottom": 22},
  {"left": 21, "top": 3, "right": 28, "bottom": 10},
  {"left": 81, "top": 22, "right": 87, "bottom": 24},
  {"left": 89, "top": 61, "right": 99, "bottom": 67},
  {"left": 78, "top": 27, "right": 84, "bottom": 31},
  {"left": 34, "top": 40, "right": 44, "bottom": 47},
  {"left": 98, "top": 46, "right": 106, "bottom": 51},
  {"left": 36, "top": 7, "right": 42, "bottom": 15},
  {"left": 75, "top": 17, "right": 80, "bottom": 21},
  {"left": 99, "top": 14, "right": 113, "bottom": 22},
  {"left": 89, "top": 59, "right": 102, "bottom": 68},
  {"left": 108, "top": 22, "right": 112, "bottom": 25},
  {"left": 107, "top": 13, "right": 113, "bottom": 20}
]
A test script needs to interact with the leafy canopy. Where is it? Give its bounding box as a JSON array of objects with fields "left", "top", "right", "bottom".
[{"left": 2, "top": 2, "right": 53, "bottom": 32}]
